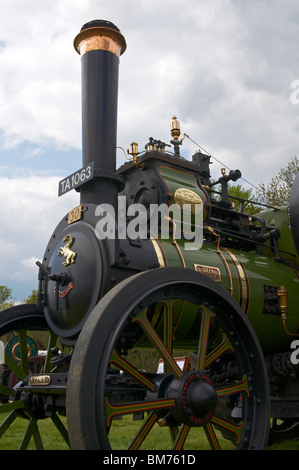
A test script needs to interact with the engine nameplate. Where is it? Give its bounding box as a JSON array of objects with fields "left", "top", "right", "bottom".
[
  {"left": 28, "top": 375, "right": 51, "bottom": 386},
  {"left": 194, "top": 264, "right": 221, "bottom": 282}
]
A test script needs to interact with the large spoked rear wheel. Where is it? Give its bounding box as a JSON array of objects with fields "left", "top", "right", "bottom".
[
  {"left": 0, "top": 304, "right": 70, "bottom": 450},
  {"left": 67, "top": 267, "right": 270, "bottom": 450}
]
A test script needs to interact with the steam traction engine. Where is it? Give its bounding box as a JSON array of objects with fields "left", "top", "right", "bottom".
[{"left": 0, "top": 20, "right": 299, "bottom": 450}]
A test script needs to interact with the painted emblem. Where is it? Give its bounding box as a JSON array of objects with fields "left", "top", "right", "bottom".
[
  {"left": 58, "top": 281, "right": 75, "bottom": 298},
  {"left": 58, "top": 234, "right": 77, "bottom": 266},
  {"left": 53, "top": 281, "right": 75, "bottom": 299}
]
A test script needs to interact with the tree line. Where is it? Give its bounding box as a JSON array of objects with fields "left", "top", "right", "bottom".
[{"left": 0, "top": 286, "right": 37, "bottom": 311}]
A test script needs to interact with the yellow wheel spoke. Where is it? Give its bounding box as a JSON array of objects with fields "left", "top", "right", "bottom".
[
  {"left": 205, "top": 333, "right": 234, "bottom": 368},
  {"left": 105, "top": 397, "right": 175, "bottom": 427},
  {"left": 110, "top": 349, "right": 156, "bottom": 391},
  {"left": 173, "top": 423, "right": 190, "bottom": 450},
  {"left": 18, "top": 329, "right": 30, "bottom": 375},
  {"left": 133, "top": 310, "right": 182, "bottom": 379},
  {"left": 128, "top": 411, "right": 158, "bottom": 450},
  {"left": 216, "top": 375, "right": 249, "bottom": 398},
  {"left": 211, "top": 415, "right": 243, "bottom": 445},
  {"left": 196, "top": 308, "right": 215, "bottom": 370},
  {"left": 204, "top": 422, "right": 221, "bottom": 450}
]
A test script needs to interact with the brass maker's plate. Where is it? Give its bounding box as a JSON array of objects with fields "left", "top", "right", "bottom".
[
  {"left": 194, "top": 264, "right": 222, "bottom": 283},
  {"left": 28, "top": 375, "right": 51, "bottom": 386}
]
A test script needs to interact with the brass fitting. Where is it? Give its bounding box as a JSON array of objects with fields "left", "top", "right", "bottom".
[
  {"left": 278, "top": 285, "right": 288, "bottom": 316},
  {"left": 127, "top": 142, "right": 145, "bottom": 169}
]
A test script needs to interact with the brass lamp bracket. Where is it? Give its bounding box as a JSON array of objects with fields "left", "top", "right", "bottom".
[{"left": 127, "top": 142, "right": 145, "bottom": 169}]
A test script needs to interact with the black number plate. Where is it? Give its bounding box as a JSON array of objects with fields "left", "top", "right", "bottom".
[{"left": 58, "top": 162, "right": 94, "bottom": 196}]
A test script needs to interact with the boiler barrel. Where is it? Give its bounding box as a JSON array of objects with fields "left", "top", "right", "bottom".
[{"left": 151, "top": 237, "right": 299, "bottom": 354}]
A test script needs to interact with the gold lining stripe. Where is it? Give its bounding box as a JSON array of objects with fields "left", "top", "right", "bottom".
[
  {"left": 217, "top": 249, "right": 234, "bottom": 295},
  {"left": 151, "top": 238, "right": 166, "bottom": 267},
  {"left": 224, "top": 249, "right": 250, "bottom": 314}
]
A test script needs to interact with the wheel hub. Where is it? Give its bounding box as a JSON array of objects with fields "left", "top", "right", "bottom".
[
  {"left": 183, "top": 372, "right": 218, "bottom": 423},
  {"left": 161, "top": 370, "right": 218, "bottom": 427},
  {"left": 11, "top": 382, "right": 47, "bottom": 420}
]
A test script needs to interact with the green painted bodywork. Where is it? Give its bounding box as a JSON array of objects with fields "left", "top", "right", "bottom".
[
  {"left": 259, "top": 206, "right": 299, "bottom": 265},
  {"left": 155, "top": 165, "right": 299, "bottom": 355},
  {"left": 159, "top": 165, "right": 210, "bottom": 222}
]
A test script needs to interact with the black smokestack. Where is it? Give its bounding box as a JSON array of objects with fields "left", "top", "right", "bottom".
[{"left": 74, "top": 20, "right": 126, "bottom": 205}]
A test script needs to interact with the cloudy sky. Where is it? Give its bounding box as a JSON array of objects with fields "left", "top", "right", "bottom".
[{"left": 0, "top": 0, "right": 298, "bottom": 301}]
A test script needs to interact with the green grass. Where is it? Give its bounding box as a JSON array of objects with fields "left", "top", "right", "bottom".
[
  {"left": 268, "top": 440, "right": 299, "bottom": 450},
  {"left": 1, "top": 412, "right": 299, "bottom": 450},
  {"left": 0, "top": 413, "right": 234, "bottom": 450},
  {"left": 0, "top": 413, "right": 69, "bottom": 450},
  {"left": 108, "top": 416, "right": 235, "bottom": 450}
]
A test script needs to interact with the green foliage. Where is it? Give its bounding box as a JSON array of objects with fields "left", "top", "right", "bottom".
[
  {"left": 226, "top": 183, "right": 261, "bottom": 214},
  {"left": 0, "top": 287, "right": 38, "bottom": 310},
  {"left": 212, "top": 182, "right": 261, "bottom": 215},
  {"left": 24, "top": 289, "right": 38, "bottom": 304},
  {"left": 0, "top": 286, "right": 14, "bottom": 310},
  {"left": 126, "top": 349, "right": 160, "bottom": 373},
  {"left": 256, "top": 156, "right": 299, "bottom": 206}
]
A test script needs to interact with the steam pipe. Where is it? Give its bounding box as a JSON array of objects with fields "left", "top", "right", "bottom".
[{"left": 74, "top": 20, "right": 126, "bottom": 206}]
